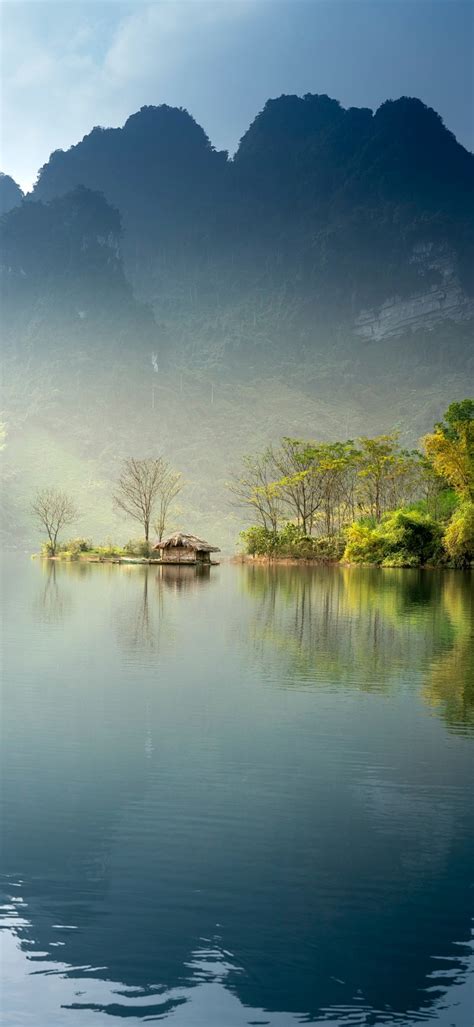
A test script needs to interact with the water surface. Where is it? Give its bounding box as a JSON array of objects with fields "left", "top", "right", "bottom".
[{"left": 1, "top": 557, "right": 473, "bottom": 1025}]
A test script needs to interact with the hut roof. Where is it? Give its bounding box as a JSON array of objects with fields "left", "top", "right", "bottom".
[{"left": 153, "top": 532, "right": 221, "bottom": 553}]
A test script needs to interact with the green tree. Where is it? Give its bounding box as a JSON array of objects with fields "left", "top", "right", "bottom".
[
  {"left": 423, "top": 399, "right": 474, "bottom": 501},
  {"left": 272, "top": 438, "right": 324, "bottom": 534},
  {"left": 314, "top": 441, "right": 360, "bottom": 536},
  {"left": 355, "top": 433, "right": 419, "bottom": 521}
]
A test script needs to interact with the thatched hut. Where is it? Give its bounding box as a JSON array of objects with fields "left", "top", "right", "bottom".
[{"left": 152, "top": 532, "right": 220, "bottom": 565}]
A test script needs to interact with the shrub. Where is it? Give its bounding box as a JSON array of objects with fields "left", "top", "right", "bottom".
[
  {"left": 311, "top": 535, "right": 346, "bottom": 561},
  {"left": 343, "top": 522, "right": 387, "bottom": 564},
  {"left": 239, "top": 526, "right": 279, "bottom": 556},
  {"left": 95, "top": 541, "right": 124, "bottom": 558},
  {"left": 443, "top": 502, "right": 474, "bottom": 567},
  {"left": 123, "top": 538, "right": 151, "bottom": 557},
  {"left": 382, "top": 551, "right": 422, "bottom": 568},
  {"left": 344, "top": 510, "right": 442, "bottom": 566},
  {"left": 278, "top": 522, "right": 305, "bottom": 550},
  {"left": 239, "top": 524, "right": 345, "bottom": 560},
  {"left": 62, "top": 537, "right": 93, "bottom": 557},
  {"left": 382, "top": 509, "right": 442, "bottom": 564}
]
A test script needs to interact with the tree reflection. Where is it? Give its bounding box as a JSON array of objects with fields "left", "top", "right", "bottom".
[
  {"left": 423, "top": 572, "right": 474, "bottom": 732},
  {"left": 115, "top": 563, "right": 214, "bottom": 653},
  {"left": 33, "top": 560, "right": 72, "bottom": 623},
  {"left": 115, "top": 567, "right": 159, "bottom": 652},
  {"left": 242, "top": 563, "right": 474, "bottom": 729}
]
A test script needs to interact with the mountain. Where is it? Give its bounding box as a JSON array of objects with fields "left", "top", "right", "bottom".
[
  {"left": 32, "top": 95, "right": 473, "bottom": 328},
  {"left": 1, "top": 95, "right": 473, "bottom": 546},
  {"left": 0, "top": 173, "right": 23, "bottom": 215}
]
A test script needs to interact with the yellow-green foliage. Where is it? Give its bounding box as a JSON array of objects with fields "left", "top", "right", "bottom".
[
  {"left": 62, "top": 538, "right": 93, "bottom": 557},
  {"left": 240, "top": 523, "right": 345, "bottom": 560},
  {"left": 443, "top": 502, "right": 474, "bottom": 567},
  {"left": 342, "top": 522, "right": 386, "bottom": 564},
  {"left": 423, "top": 400, "right": 474, "bottom": 501},
  {"left": 92, "top": 542, "right": 125, "bottom": 558},
  {"left": 344, "top": 510, "right": 442, "bottom": 567}
]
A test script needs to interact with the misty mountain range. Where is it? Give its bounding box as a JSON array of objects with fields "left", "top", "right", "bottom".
[{"left": 1, "top": 94, "right": 473, "bottom": 545}]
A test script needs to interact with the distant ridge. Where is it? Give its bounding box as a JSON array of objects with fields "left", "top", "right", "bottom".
[{"left": 0, "top": 173, "right": 23, "bottom": 215}]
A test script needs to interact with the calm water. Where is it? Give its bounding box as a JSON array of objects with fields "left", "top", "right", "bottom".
[{"left": 1, "top": 556, "right": 473, "bottom": 1026}]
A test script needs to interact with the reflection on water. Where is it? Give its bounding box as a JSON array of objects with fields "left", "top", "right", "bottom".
[
  {"left": 1, "top": 557, "right": 473, "bottom": 1026},
  {"left": 32, "top": 560, "right": 73, "bottom": 623},
  {"left": 2, "top": 920, "right": 472, "bottom": 1027},
  {"left": 242, "top": 563, "right": 474, "bottom": 730}
]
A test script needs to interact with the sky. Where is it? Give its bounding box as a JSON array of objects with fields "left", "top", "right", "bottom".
[{"left": 1, "top": 0, "right": 473, "bottom": 192}]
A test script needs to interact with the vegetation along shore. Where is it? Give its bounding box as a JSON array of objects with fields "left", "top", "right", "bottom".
[{"left": 31, "top": 400, "right": 474, "bottom": 569}]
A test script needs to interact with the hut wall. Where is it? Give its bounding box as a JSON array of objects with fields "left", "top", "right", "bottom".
[
  {"left": 160, "top": 549, "right": 197, "bottom": 564},
  {"left": 196, "top": 551, "right": 211, "bottom": 564}
]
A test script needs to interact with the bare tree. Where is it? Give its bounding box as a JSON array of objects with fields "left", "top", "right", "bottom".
[
  {"left": 114, "top": 457, "right": 169, "bottom": 543},
  {"left": 153, "top": 466, "right": 184, "bottom": 542},
  {"left": 31, "top": 488, "right": 78, "bottom": 555},
  {"left": 227, "top": 449, "right": 283, "bottom": 532}
]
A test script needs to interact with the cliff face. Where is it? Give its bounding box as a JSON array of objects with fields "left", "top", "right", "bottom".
[{"left": 355, "top": 244, "right": 474, "bottom": 341}]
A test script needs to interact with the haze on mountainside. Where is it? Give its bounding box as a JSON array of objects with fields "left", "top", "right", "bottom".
[{"left": 1, "top": 94, "right": 473, "bottom": 547}]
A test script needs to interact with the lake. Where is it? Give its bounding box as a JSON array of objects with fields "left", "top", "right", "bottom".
[{"left": 0, "top": 556, "right": 473, "bottom": 1026}]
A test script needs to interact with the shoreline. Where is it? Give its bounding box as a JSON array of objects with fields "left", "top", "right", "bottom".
[
  {"left": 34, "top": 554, "right": 221, "bottom": 566},
  {"left": 33, "top": 553, "right": 471, "bottom": 570},
  {"left": 231, "top": 555, "right": 471, "bottom": 569}
]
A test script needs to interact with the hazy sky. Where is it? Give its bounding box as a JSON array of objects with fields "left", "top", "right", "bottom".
[{"left": 1, "top": 0, "right": 473, "bottom": 192}]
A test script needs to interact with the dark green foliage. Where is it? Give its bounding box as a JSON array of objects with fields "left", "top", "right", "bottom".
[
  {"left": 436, "top": 399, "right": 474, "bottom": 440},
  {"left": 240, "top": 526, "right": 280, "bottom": 557}
]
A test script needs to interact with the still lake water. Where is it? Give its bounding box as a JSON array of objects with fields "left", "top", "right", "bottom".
[{"left": 1, "top": 556, "right": 473, "bottom": 1027}]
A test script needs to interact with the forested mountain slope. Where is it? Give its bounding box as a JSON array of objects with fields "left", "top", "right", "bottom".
[
  {"left": 0, "top": 173, "right": 23, "bottom": 216},
  {"left": 1, "top": 95, "right": 473, "bottom": 545}
]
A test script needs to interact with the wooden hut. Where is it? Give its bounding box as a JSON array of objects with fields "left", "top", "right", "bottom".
[{"left": 152, "top": 532, "right": 220, "bottom": 565}]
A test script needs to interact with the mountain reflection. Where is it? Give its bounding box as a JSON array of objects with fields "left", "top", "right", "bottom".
[{"left": 1, "top": 558, "right": 473, "bottom": 1025}]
